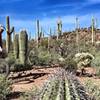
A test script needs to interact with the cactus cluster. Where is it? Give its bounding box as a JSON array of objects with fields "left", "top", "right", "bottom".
[
  {"left": 13, "top": 30, "right": 28, "bottom": 65},
  {"left": 34, "top": 68, "right": 92, "bottom": 100}
]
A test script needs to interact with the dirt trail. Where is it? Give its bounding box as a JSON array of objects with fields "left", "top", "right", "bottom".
[{"left": 9, "top": 67, "right": 58, "bottom": 99}]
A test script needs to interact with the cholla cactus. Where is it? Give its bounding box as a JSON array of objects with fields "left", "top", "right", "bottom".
[
  {"left": 34, "top": 68, "right": 92, "bottom": 100},
  {"left": 19, "top": 30, "right": 28, "bottom": 65},
  {"left": 74, "top": 52, "right": 94, "bottom": 68},
  {"left": 6, "top": 16, "right": 14, "bottom": 53}
]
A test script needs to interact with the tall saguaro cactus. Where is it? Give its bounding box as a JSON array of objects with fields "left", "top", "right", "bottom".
[
  {"left": 91, "top": 16, "right": 95, "bottom": 45},
  {"left": 76, "top": 17, "right": 80, "bottom": 53},
  {"left": 36, "top": 20, "right": 40, "bottom": 47},
  {"left": 19, "top": 30, "right": 28, "bottom": 65},
  {"left": 6, "top": 16, "right": 14, "bottom": 53},
  {"left": 14, "top": 34, "right": 19, "bottom": 59},
  {"left": 57, "top": 18, "right": 62, "bottom": 37},
  {"left": 0, "top": 25, "right": 4, "bottom": 48}
]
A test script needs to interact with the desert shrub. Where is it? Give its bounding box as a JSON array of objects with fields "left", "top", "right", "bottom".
[
  {"left": 0, "top": 59, "right": 9, "bottom": 76},
  {"left": 28, "top": 46, "right": 63, "bottom": 66},
  {"left": 28, "top": 47, "right": 39, "bottom": 65},
  {"left": 0, "top": 75, "right": 12, "bottom": 100},
  {"left": 84, "top": 79, "right": 100, "bottom": 100},
  {"left": 0, "top": 50, "right": 7, "bottom": 58},
  {"left": 10, "top": 59, "right": 32, "bottom": 72},
  {"left": 74, "top": 52, "right": 94, "bottom": 69},
  {"left": 92, "top": 51, "right": 100, "bottom": 67},
  {"left": 64, "top": 58, "right": 77, "bottom": 73},
  {"left": 95, "top": 68, "right": 100, "bottom": 77},
  {"left": 38, "top": 50, "right": 63, "bottom": 66},
  {"left": 38, "top": 50, "right": 51, "bottom": 66},
  {"left": 40, "top": 38, "right": 48, "bottom": 48}
]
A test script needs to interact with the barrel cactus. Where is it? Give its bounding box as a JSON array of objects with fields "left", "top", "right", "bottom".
[
  {"left": 33, "top": 68, "right": 93, "bottom": 100},
  {"left": 19, "top": 30, "right": 28, "bottom": 65},
  {"left": 14, "top": 34, "right": 19, "bottom": 59}
]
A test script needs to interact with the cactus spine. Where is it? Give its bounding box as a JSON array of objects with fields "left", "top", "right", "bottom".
[
  {"left": 19, "top": 30, "right": 28, "bottom": 65},
  {"left": 14, "top": 34, "right": 19, "bottom": 59},
  {"left": 0, "top": 25, "right": 4, "bottom": 47},
  {"left": 6, "top": 16, "right": 14, "bottom": 53}
]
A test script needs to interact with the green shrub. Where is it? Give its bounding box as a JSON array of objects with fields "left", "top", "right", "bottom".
[
  {"left": 84, "top": 79, "right": 100, "bottom": 100},
  {"left": 28, "top": 47, "right": 39, "bottom": 65},
  {"left": 64, "top": 58, "right": 77, "bottom": 73},
  {"left": 95, "top": 67, "right": 100, "bottom": 77},
  {"left": 0, "top": 50, "right": 7, "bottom": 58},
  {"left": 28, "top": 47, "right": 63, "bottom": 66},
  {"left": 92, "top": 51, "right": 100, "bottom": 67},
  {"left": 0, "top": 75, "right": 12, "bottom": 100},
  {"left": 38, "top": 50, "right": 51, "bottom": 66}
]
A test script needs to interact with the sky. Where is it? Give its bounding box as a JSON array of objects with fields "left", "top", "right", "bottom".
[{"left": 0, "top": 0, "right": 100, "bottom": 39}]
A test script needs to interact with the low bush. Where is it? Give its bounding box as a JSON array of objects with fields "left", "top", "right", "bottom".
[
  {"left": 84, "top": 79, "right": 100, "bottom": 100},
  {"left": 28, "top": 47, "right": 64, "bottom": 66},
  {"left": 92, "top": 51, "right": 100, "bottom": 67},
  {"left": 0, "top": 75, "right": 12, "bottom": 100},
  {"left": 64, "top": 58, "right": 77, "bottom": 73}
]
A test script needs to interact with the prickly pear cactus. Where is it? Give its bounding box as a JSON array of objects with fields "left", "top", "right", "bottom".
[
  {"left": 14, "top": 34, "right": 19, "bottom": 59},
  {"left": 34, "top": 68, "right": 93, "bottom": 100},
  {"left": 19, "top": 30, "right": 28, "bottom": 65}
]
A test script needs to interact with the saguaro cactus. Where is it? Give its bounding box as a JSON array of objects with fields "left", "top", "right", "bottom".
[
  {"left": 34, "top": 68, "right": 92, "bottom": 100},
  {"left": 37, "top": 20, "right": 40, "bottom": 39},
  {"left": 36, "top": 20, "right": 40, "bottom": 47},
  {"left": 76, "top": 17, "right": 80, "bottom": 53},
  {"left": 91, "top": 16, "right": 95, "bottom": 45},
  {"left": 19, "top": 30, "right": 28, "bottom": 65},
  {"left": 57, "top": 18, "right": 62, "bottom": 37},
  {"left": 14, "top": 34, "right": 19, "bottom": 59},
  {"left": 6, "top": 16, "right": 14, "bottom": 53},
  {"left": 0, "top": 25, "right": 4, "bottom": 48}
]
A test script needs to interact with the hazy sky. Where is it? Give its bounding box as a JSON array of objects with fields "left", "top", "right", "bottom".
[{"left": 0, "top": 0, "right": 100, "bottom": 38}]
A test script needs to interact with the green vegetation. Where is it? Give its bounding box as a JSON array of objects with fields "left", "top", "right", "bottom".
[
  {"left": 84, "top": 79, "right": 100, "bottom": 100},
  {"left": 0, "top": 75, "right": 12, "bottom": 100},
  {"left": 0, "top": 16, "right": 100, "bottom": 99}
]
